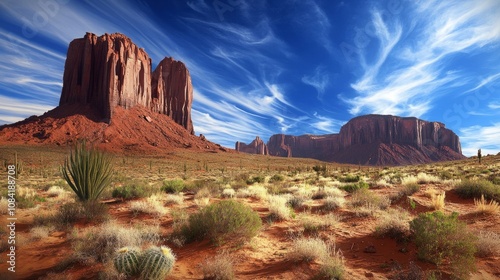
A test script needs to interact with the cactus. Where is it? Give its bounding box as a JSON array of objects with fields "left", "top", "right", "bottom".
[
  {"left": 113, "top": 247, "right": 141, "bottom": 276},
  {"left": 139, "top": 246, "right": 176, "bottom": 280}
]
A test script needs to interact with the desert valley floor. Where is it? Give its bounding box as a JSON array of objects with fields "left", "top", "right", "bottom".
[{"left": 0, "top": 145, "right": 499, "bottom": 280}]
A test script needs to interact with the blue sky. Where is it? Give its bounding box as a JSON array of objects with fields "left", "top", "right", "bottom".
[{"left": 0, "top": 0, "right": 499, "bottom": 156}]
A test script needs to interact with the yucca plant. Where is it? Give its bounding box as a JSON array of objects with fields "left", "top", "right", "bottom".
[{"left": 61, "top": 141, "right": 113, "bottom": 201}]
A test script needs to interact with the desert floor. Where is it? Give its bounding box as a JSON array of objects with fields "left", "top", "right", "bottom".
[{"left": 0, "top": 145, "right": 499, "bottom": 280}]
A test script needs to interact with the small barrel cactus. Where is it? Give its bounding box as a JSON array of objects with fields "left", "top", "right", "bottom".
[
  {"left": 139, "top": 246, "right": 176, "bottom": 280},
  {"left": 113, "top": 247, "right": 141, "bottom": 276}
]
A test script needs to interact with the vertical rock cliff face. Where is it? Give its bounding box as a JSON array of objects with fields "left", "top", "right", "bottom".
[
  {"left": 235, "top": 115, "right": 464, "bottom": 165},
  {"left": 59, "top": 32, "right": 194, "bottom": 134},
  {"left": 152, "top": 57, "right": 194, "bottom": 134},
  {"left": 235, "top": 136, "right": 268, "bottom": 155}
]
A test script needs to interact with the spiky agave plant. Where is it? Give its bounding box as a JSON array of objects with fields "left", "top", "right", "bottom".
[
  {"left": 139, "top": 246, "right": 176, "bottom": 280},
  {"left": 114, "top": 247, "right": 141, "bottom": 276},
  {"left": 61, "top": 141, "right": 113, "bottom": 201}
]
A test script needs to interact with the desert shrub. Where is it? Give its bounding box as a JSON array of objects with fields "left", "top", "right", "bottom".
[
  {"left": 200, "top": 251, "right": 235, "bottom": 280},
  {"left": 430, "top": 191, "right": 446, "bottom": 211},
  {"left": 164, "top": 194, "right": 184, "bottom": 205},
  {"left": 439, "top": 170, "right": 453, "bottom": 180},
  {"left": 246, "top": 175, "right": 265, "bottom": 185},
  {"left": 401, "top": 183, "right": 420, "bottom": 196},
  {"left": 299, "top": 214, "right": 339, "bottom": 235},
  {"left": 161, "top": 179, "right": 185, "bottom": 194},
  {"left": 269, "top": 174, "right": 285, "bottom": 183},
  {"left": 30, "top": 225, "right": 54, "bottom": 241},
  {"left": 112, "top": 182, "right": 155, "bottom": 199},
  {"left": 322, "top": 195, "right": 345, "bottom": 211},
  {"left": 455, "top": 179, "right": 499, "bottom": 201},
  {"left": 177, "top": 200, "right": 262, "bottom": 245},
  {"left": 268, "top": 195, "right": 293, "bottom": 221},
  {"left": 350, "top": 188, "right": 390, "bottom": 210},
  {"left": 0, "top": 197, "right": 8, "bottom": 214},
  {"left": 410, "top": 211, "right": 476, "bottom": 279},
  {"left": 475, "top": 231, "right": 500, "bottom": 257},
  {"left": 61, "top": 141, "right": 113, "bottom": 201},
  {"left": 287, "top": 196, "right": 305, "bottom": 209},
  {"left": 288, "top": 237, "right": 330, "bottom": 262},
  {"left": 416, "top": 173, "right": 441, "bottom": 184},
  {"left": 37, "top": 201, "right": 109, "bottom": 228},
  {"left": 314, "top": 251, "right": 344, "bottom": 280},
  {"left": 221, "top": 188, "right": 236, "bottom": 198},
  {"left": 474, "top": 195, "right": 500, "bottom": 214},
  {"left": 247, "top": 185, "right": 268, "bottom": 200},
  {"left": 130, "top": 194, "right": 166, "bottom": 216},
  {"left": 391, "top": 262, "right": 424, "bottom": 280},
  {"left": 375, "top": 208, "right": 411, "bottom": 241},
  {"left": 401, "top": 175, "right": 418, "bottom": 185},
  {"left": 338, "top": 174, "right": 360, "bottom": 183},
  {"left": 340, "top": 181, "right": 369, "bottom": 193},
  {"left": 312, "top": 189, "right": 328, "bottom": 200},
  {"left": 72, "top": 221, "right": 160, "bottom": 263},
  {"left": 46, "top": 186, "right": 68, "bottom": 197}
]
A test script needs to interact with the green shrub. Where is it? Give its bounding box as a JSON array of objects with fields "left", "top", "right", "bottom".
[
  {"left": 339, "top": 174, "right": 360, "bottom": 183},
  {"left": 455, "top": 179, "right": 499, "bottom": 201},
  {"left": 112, "top": 183, "right": 154, "bottom": 199},
  {"left": 161, "top": 179, "right": 185, "bottom": 194},
  {"left": 61, "top": 141, "right": 114, "bottom": 201},
  {"left": 246, "top": 175, "right": 265, "bottom": 184},
  {"left": 340, "top": 181, "right": 369, "bottom": 193},
  {"left": 410, "top": 211, "right": 476, "bottom": 279},
  {"left": 177, "top": 200, "right": 262, "bottom": 245},
  {"left": 269, "top": 174, "right": 285, "bottom": 183}
]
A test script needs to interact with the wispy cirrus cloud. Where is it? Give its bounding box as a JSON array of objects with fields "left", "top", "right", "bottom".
[
  {"left": 345, "top": 0, "right": 500, "bottom": 118},
  {"left": 302, "top": 66, "right": 330, "bottom": 100},
  {"left": 460, "top": 123, "right": 500, "bottom": 156}
]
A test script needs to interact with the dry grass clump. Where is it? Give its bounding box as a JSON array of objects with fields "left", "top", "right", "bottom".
[
  {"left": 401, "top": 175, "right": 418, "bottom": 185},
  {"left": 46, "top": 186, "right": 68, "bottom": 197},
  {"left": 475, "top": 231, "right": 500, "bottom": 257},
  {"left": 287, "top": 195, "right": 306, "bottom": 209},
  {"left": 375, "top": 208, "right": 411, "bottom": 241},
  {"left": 322, "top": 195, "right": 345, "bottom": 211},
  {"left": 29, "top": 225, "right": 54, "bottom": 241},
  {"left": 288, "top": 237, "right": 331, "bottom": 262},
  {"left": 200, "top": 251, "right": 235, "bottom": 280},
  {"left": 130, "top": 194, "right": 167, "bottom": 216},
  {"left": 221, "top": 188, "right": 236, "bottom": 198},
  {"left": 268, "top": 195, "right": 292, "bottom": 221},
  {"left": 300, "top": 214, "right": 340, "bottom": 234},
  {"left": 72, "top": 221, "right": 160, "bottom": 263},
  {"left": 429, "top": 191, "right": 445, "bottom": 210},
  {"left": 350, "top": 188, "right": 390, "bottom": 210},
  {"left": 474, "top": 195, "right": 500, "bottom": 215},
  {"left": 288, "top": 237, "right": 345, "bottom": 278},
  {"left": 416, "top": 173, "right": 441, "bottom": 184},
  {"left": 0, "top": 197, "right": 8, "bottom": 214},
  {"left": 247, "top": 185, "right": 268, "bottom": 200},
  {"left": 164, "top": 194, "right": 184, "bottom": 206}
]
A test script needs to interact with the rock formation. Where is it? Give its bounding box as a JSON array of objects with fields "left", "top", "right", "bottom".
[
  {"left": 235, "top": 136, "right": 268, "bottom": 155},
  {"left": 235, "top": 115, "right": 465, "bottom": 165},
  {"left": 59, "top": 32, "right": 194, "bottom": 134}
]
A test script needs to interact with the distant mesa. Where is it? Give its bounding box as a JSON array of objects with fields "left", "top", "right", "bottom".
[
  {"left": 236, "top": 115, "right": 466, "bottom": 166},
  {"left": 0, "top": 32, "right": 225, "bottom": 154}
]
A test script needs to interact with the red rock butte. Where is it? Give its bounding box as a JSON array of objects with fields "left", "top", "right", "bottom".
[
  {"left": 0, "top": 32, "right": 230, "bottom": 154},
  {"left": 236, "top": 115, "right": 465, "bottom": 166},
  {"left": 59, "top": 32, "right": 194, "bottom": 134}
]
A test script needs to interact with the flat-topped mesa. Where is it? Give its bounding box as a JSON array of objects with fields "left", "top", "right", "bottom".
[
  {"left": 59, "top": 32, "right": 194, "bottom": 134},
  {"left": 235, "top": 115, "right": 464, "bottom": 165},
  {"left": 235, "top": 136, "right": 268, "bottom": 155},
  {"left": 338, "top": 115, "right": 462, "bottom": 153}
]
